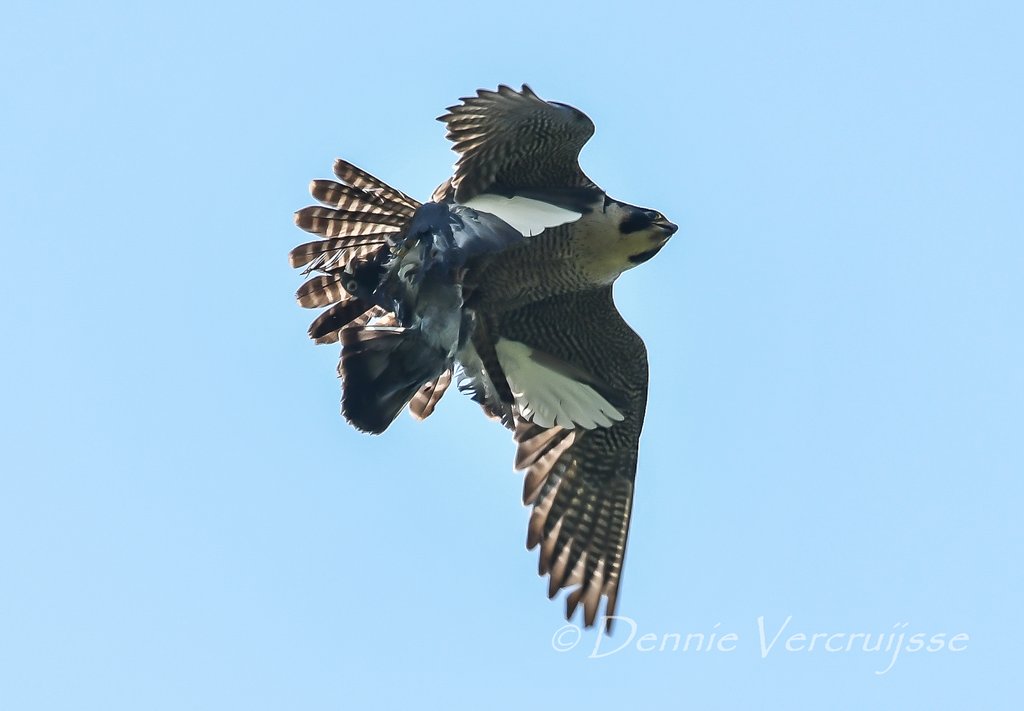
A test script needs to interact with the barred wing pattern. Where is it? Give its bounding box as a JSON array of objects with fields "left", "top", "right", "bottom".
[
  {"left": 438, "top": 84, "right": 602, "bottom": 211},
  {"left": 496, "top": 286, "right": 648, "bottom": 630}
]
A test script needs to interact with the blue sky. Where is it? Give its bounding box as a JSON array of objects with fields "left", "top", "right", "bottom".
[{"left": 2, "top": 1, "right": 1022, "bottom": 708}]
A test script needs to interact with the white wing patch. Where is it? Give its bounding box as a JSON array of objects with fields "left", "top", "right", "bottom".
[
  {"left": 495, "top": 338, "right": 624, "bottom": 430},
  {"left": 462, "top": 193, "right": 582, "bottom": 237}
]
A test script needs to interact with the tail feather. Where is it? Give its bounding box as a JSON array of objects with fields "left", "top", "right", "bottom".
[
  {"left": 308, "top": 300, "right": 373, "bottom": 342},
  {"left": 409, "top": 369, "right": 453, "bottom": 420},
  {"left": 296, "top": 274, "right": 350, "bottom": 309},
  {"left": 310, "top": 179, "right": 417, "bottom": 218},
  {"left": 289, "top": 239, "right": 383, "bottom": 273},
  {"left": 315, "top": 306, "right": 391, "bottom": 345},
  {"left": 292, "top": 160, "right": 423, "bottom": 284},
  {"left": 294, "top": 206, "right": 407, "bottom": 239},
  {"left": 290, "top": 239, "right": 338, "bottom": 269},
  {"left": 332, "top": 159, "right": 421, "bottom": 213},
  {"left": 340, "top": 326, "right": 447, "bottom": 433}
]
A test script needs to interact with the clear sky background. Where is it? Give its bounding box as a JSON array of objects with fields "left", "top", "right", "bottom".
[{"left": 2, "top": 1, "right": 1022, "bottom": 709}]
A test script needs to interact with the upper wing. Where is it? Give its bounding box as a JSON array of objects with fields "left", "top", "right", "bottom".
[
  {"left": 489, "top": 286, "right": 649, "bottom": 630},
  {"left": 438, "top": 84, "right": 603, "bottom": 216}
]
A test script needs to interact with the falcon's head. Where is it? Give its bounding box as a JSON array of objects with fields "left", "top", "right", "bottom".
[
  {"left": 575, "top": 198, "right": 677, "bottom": 283},
  {"left": 604, "top": 199, "right": 678, "bottom": 270},
  {"left": 620, "top": 207, "right": 678, "bottom": 266}
]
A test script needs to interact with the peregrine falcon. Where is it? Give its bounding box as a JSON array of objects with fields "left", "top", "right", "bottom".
[{"left": 291, "top": 85, "right": 678, "bottom": 631}]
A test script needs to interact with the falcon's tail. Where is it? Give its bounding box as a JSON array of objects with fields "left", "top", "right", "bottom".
[
  {"left": 339, "top": 326, "right": 449, "bottom": 434},
  {"left": 292, "top": 159, "right": 423, "bottom": 345},
  {"left": 292, "top": 160, "right": 464, "bottom": 423}
]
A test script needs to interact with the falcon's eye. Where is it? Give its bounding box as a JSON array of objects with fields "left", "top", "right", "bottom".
[{"left": 619, "top": 210, "right": 655, "bottom": 234}]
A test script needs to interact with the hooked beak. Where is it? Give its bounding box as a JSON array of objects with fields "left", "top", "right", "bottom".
[{"left": 655, "top": 218, "right": 678, "bottom": 237}]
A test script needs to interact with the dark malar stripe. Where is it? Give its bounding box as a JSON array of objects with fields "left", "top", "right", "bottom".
[{"left": 627, "top": 245, "right": 665, "bottom": 265}]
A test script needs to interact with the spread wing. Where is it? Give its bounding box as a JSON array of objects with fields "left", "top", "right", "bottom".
[
  {"left": 438, "top": 84, "right": 603, "bottom": 215},
  {"left": 488, "top": 286, "right": 648, "bottom": 630}
]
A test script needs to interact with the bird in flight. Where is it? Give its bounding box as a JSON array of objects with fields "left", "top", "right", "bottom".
[{"left": 291, "top": 85, "right": 677, "bottom": 631}]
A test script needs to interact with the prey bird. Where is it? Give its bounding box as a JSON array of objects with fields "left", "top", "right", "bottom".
[
  {"left": 291, "top": 85, "right": 678, "bottom": 631},
  {"left": 335, "top": 202, "right": 524, "bottom": 432}
]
